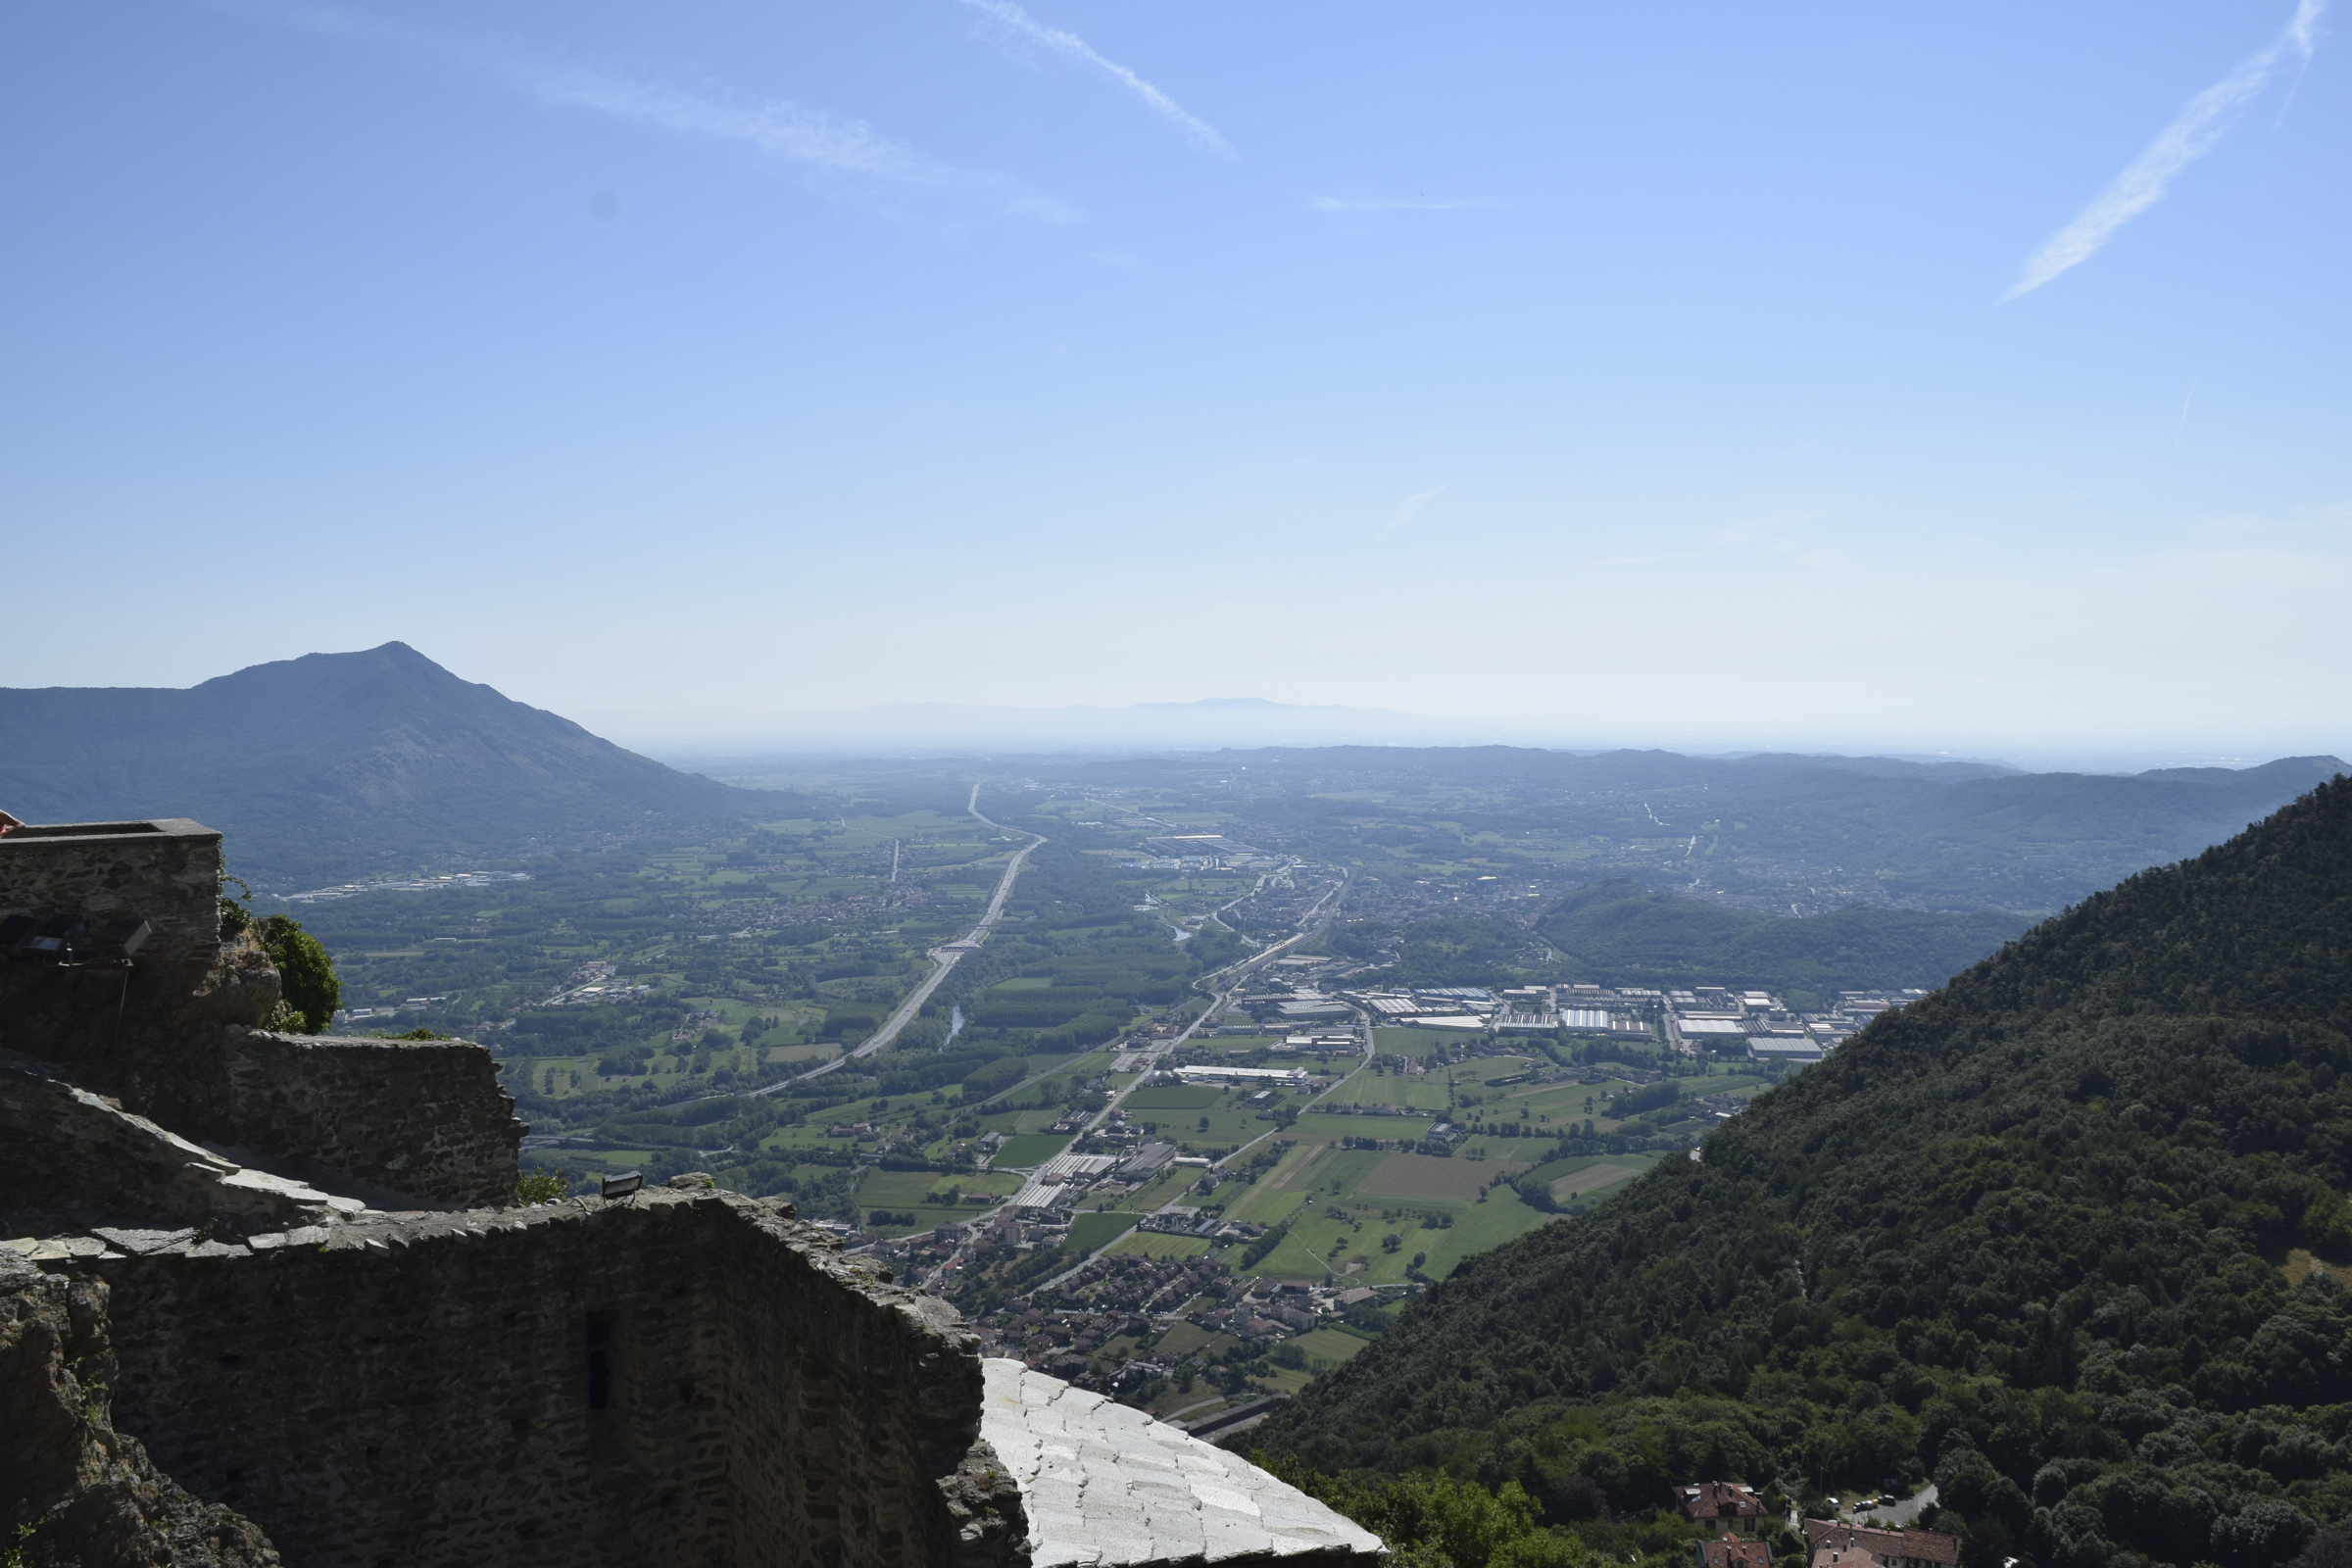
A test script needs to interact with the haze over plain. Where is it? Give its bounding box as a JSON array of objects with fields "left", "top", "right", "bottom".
[{"left": 3, "top": 2, "right": 2345, "bottom": 761}]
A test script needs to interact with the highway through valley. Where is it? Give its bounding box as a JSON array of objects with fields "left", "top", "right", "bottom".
[{"left": 750, "top": 783, "right": 1044, "bottom": 1098}]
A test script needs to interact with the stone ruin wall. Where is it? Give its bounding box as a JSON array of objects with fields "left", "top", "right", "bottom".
[
  {"left": 0, "top": 820, "right": 521, "bottom": 1208},
  {"left": 0, "top": 1250, "right": 281, "bottom": 1568},
  {"left": 0, "top": 819, "right": 225, "bottom": 966},
  {"left": 0, "top": 1048, "right": 359, "bottom": 1231},
  {"left": 209, "top": 1028, "right": 521, "bottom": 1205},
  {"left": 95, "top": 1188, "right": 1024, "bottom": 1568}
]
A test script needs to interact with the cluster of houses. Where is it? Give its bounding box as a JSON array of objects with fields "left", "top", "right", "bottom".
[{"left": 1679, "top": 1482, "right": 1959, "bottom": 1568}]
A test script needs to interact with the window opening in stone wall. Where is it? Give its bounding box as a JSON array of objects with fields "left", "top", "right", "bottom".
[{"left": 586, "top": 1314, "right": 612, "bottom": 1410}]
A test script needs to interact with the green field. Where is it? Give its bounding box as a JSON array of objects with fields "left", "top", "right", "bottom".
[
  {"left": 1550, "top": 1161, "right": 1645, "bottom": 1200},
  {"left": 1122, "top": 1086, "right": 1222, "bottom": 1110},
  {"left": 1286, "top": 1147, "right": 1389, "bottom": 1195},
  {"left": 1232, "top": 1182, "right": 1557, "bottom": 1284},
  {"left": 857, "top": 1169, "right": 1022, "bottom": 1207},
  {"left": 1373, "top": 1027, "right": 1483, "bottom": 1057},
  {"left": 1152, "top": 1321, "right": 1222, "bottom": 1359},
  {"left": 973, "top": 1108, "right": 1068, "bottom": 1135},
  {"left": 992, "top": 1133, "right": 1074, "bottom": 1168},
  {"left": 969, "top": 1053, "right": 1088, "bottom": 1110},
  {"left": 1355, "top": 1151, "right": 1526, "bottom": 1200},
  {"left": 1138, "top": 1102, "right": 1291, "bottom": 1152},
  {"left": 1289, "top": 1111, "right": 1436, "bottom": 1143},
  {"left": 1288, "top": 1327, "right": 1372, "bottom": 1368},
  {"left": 1118, "top": 1167, "right": 1205, "bottom": 1211},
  {"left": 1325, "top": 1072, "right": 1451, "bottom": 1110},
  {"left": 1516, "top": 1150, "right": 1661, "bottom": 1204},
  {"left": 1107, "top": 1232, "right": 1213, "bottom": 1259},
  {"left": 1448, "top": 1135, "right": 1548, "bottom": 1160},
  {"left": 1140, "top": 1132, "right": 1575, "bottom": 1285},
  {"left": 1066, "top": 1211, "right": 1140, "bottom": 1252}
]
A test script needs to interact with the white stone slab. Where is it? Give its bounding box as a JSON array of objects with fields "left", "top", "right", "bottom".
[{"left": 981, "top": 1359, "right": 1385, "bottom": 1566}]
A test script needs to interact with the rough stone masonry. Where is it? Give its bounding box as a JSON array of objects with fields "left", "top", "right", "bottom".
[{"left": 0, "top": 819, "right": 1383, "bottom": 1568}]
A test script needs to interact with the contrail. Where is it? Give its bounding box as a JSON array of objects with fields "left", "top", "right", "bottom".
[
  {"left": 2004, "top": 0, "right": 2326, "bottom": 300},
  {"left": 538, "top": 67, "right": 1075, "bottom": 221},
  {"left": 1309, "top": 196, "right": 1492, "bottom": 213},
  {"left": 224, "top": 0, "right": 1076, "bottom": 225},
  {"left": 1380, "top": 485, "right": 1447, "bottom": 537},
  {"left": 955, "top": 0, "right": 1233, "bottom": 155}
]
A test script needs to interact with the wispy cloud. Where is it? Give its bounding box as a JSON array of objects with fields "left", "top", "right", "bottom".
[
  {"left": 1380, "top": 485, "right": 1447, "bottom": 537},
  {"left": 532, "top": 68, "right": 1075, "bottom": 223},
  {"left": 226, "top": 0, "right": 1076, "bottom": 225},
  {"left": 955, "top": 0, "right": 1232, "bottom": 156},
  {"left": 1310, "top": 196, "right": 1493, "bottom": 213},
  {"left": 2005, "top": 0, "right": 2327, "bottom": 299}
]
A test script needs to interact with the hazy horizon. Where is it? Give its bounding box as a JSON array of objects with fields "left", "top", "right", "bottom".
[{"left": 6, "top": 4, "right": 2346, "bottom": 762}]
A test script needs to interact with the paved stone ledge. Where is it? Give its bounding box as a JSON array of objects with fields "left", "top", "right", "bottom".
[{"left": 980, "top": 1359, "right": 1384, "bottom": 1568}]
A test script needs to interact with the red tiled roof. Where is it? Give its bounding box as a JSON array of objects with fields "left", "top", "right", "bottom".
[
  {"left": 1803, "top": 1521, "right": 1960, "bottom": 1567},
  {"left": 1696, "top": 1538, "right": 1771, "bottom": 1568},
  {"left": 1680, "top": 1481, "right": 1765, "bottom": 1523}
]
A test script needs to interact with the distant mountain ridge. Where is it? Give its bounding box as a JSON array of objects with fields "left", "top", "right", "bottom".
[
  {"left": 1064, "top": 745, "right": 2345, "bottom": 912},
  {"left": 672, "top": 696, "right": 1444, "bottom": 757},
  {"left": 0, "top": 643, "right": 769, "bottom": 883}
]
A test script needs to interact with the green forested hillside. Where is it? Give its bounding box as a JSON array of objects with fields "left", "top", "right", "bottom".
[{"left": 1254, "top": 776, "right": 2352, "bottom": 1568}]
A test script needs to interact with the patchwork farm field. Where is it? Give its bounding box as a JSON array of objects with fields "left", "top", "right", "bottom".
[
  {"left": 1324, "top": 1073, "right": 1451, "bottom": 1110},
  {"left": 1288, "top": 1111, "right": 1436, "bottom": 1143},
  {"left": 1355, "top": 1151, "right": 1527, "bottom": 1200}
]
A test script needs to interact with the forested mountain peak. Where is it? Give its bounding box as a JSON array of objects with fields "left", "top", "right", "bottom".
[{"left": 1254, "top": 775, "right": 2352, "bottom": 1568}]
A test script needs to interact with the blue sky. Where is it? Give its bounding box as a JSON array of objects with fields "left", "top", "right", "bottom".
[{"left": 5, "top": 1, "right": 2346, "bottom": 760}]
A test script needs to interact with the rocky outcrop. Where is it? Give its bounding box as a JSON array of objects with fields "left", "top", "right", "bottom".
[{"left": 0, "top": 1249, "right": 278, "bottom": 1567}]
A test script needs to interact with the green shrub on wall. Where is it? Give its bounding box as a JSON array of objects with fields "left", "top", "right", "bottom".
[{"left": 256, "top": 913, "right": 340, "bottom": 1034}]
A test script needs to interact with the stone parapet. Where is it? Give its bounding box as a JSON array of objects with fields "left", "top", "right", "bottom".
[
  {"left": 1, "top": 948, "right": 521, "bottom": 1210},
  {"left": 0, "top": 819, "right": 223, "bottom": 967},
  {"left": 212, "top": 1027, "right": 523, "bottom": 1205},
  {"left": 0, "top": 1048, "right": 363, "bottom": 1235},
  {"left": 95, "top": 1187, "right": 1029, "bottom": 1568}
]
